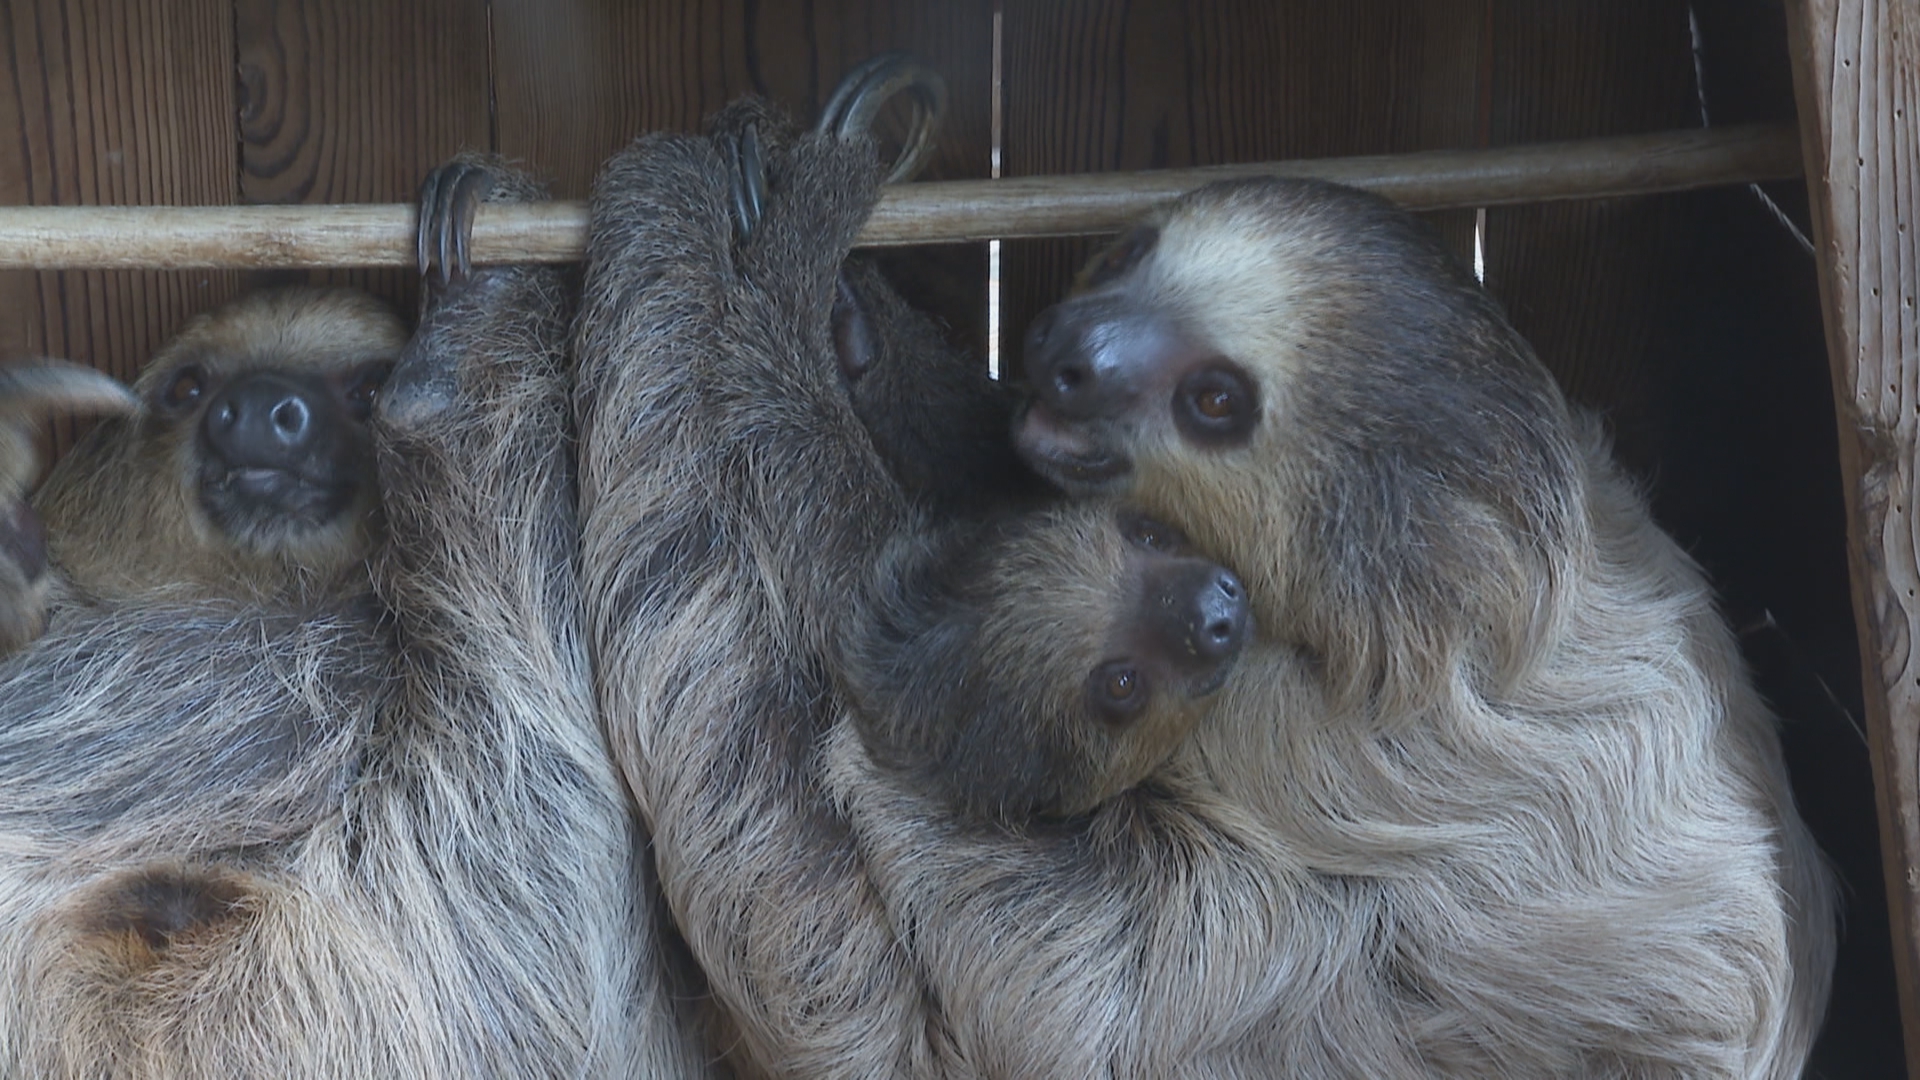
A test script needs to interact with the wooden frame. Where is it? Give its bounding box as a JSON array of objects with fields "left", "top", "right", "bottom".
[{"left": 1787, "top": 0, "right": 1920, "bottom": 1070}]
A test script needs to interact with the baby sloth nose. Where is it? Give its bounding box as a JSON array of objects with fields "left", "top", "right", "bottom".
[
  {"left": 1190, "top": 566, "right": 1248, "bottom": 661},
  {"left": 1146, "top": 561, "right": 1250, "bottom": 673},
  {"left": 204, "top": 372, "right": 321, "bottom": 468}
]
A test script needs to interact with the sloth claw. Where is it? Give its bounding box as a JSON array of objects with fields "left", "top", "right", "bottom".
[
  {"left": 416, "top": 161, "right": 495, "bottom": 287},
  {"left": 814, "top": 51, "right": 948, "bottom": 184},
  {"left": 723, "top": 123, "right": 769, "bottom": 244}
]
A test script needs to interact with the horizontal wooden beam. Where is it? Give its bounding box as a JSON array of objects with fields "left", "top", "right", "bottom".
[{"left": 0, "top": 123, "right": 1800, "bottom": 270}]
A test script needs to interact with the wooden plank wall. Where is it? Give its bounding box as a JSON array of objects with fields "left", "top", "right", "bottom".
[
  {"left": 0, "top": 0, "right": 995, "bottom": 460},
  {"left": 1787, "top": 0, "right": 1920, "bottom": 1073}
]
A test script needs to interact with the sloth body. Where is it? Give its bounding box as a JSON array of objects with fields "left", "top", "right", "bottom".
[
  {"left": 1004, "top": 178, "right": 1840, "bottom": 1076},
  {"left": 0, "top": 187, "right": 703, "bottom": 1077}
]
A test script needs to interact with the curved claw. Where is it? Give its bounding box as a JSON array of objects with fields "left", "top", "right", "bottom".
[
  {"left": 815, "top": 52, "right": 948, "bottom": 185},
  {"left": 0, "top": 359, "right": 137, "bottom": 423},
  {"left": 416, "top": 161, "right": 496, "bottom": 286},
  {"left": 725, "top": 123, "right": 770, "bottom": 243}
]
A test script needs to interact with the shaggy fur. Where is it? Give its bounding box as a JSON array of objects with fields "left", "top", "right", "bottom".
[
  {"left": 574, "top": 109, "right": 1254, "bottom": 1075},
  {"left": 996, "top": 178, "right": 1841, "bottom": 1076},
  {"left": 0, "top": 359, "right": 136, "bottom": 654},
  {"left": 0, "top": 161, "right": 705, "bottom": 1078}
]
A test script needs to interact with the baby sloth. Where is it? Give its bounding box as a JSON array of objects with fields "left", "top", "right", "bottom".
[
  {"left": 848, "top": 505, "right": 1247, "bottom": 820},
  {"left": 37, "top": 287, "right": 403, "bottom": 607}
]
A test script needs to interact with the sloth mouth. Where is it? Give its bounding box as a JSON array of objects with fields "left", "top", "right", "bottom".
[
  {"left": 201, "top": 464, "right": 357, "bottom": 536},
  {"left": 1013, "top": 402, "right": 1131, "bottom": 489}
]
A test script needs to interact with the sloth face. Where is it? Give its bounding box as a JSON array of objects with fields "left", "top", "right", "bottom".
[
  {"left": 1013, "top": 177, "right": 1572, "bottom": 630},
  {"left": 848, "top": 503, "right": 1251, "bottom": 822},
  {"left": 133, "top": 288, "right": 405, "bottom": 569}
]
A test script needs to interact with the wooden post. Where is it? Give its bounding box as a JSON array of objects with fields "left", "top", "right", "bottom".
[{"left": 1785, "top": 0, "right": 1920, "bottom": 1070}]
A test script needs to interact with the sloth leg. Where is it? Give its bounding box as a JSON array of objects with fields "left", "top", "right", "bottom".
[{"left": 0, "top": 361, "right": 134, "bottom": 655}]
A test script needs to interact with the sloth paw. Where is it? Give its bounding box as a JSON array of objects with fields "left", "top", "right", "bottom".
[
  {"left": 416, "top": 159, "right": 497, "bottom": 288},
  {"left": 0, "top": 359, "right": 136, "bottom": 655}
]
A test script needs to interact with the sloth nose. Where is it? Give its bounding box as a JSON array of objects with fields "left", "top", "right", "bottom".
[
  {"left": 1145, "top": 561, "right": 1251, "bottom": 673},
  {"left": 1023, "top": 299, "right": 1181, "bottom": 422},
  {"left": 204, "top": 373, "right": 321, "bottom": 467},
  {"left": 1023, "top": 302, "right": 1132, "bottom": 420},
  {"left": 1190, "top": 567, "right": 1249, "bottom": 662}
]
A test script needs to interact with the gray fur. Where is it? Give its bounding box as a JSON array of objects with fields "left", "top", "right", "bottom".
[{"left": 0, "top": 165, "right": 707, "bottom": 1078}]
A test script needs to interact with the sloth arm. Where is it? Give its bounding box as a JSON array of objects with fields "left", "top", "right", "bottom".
[
  {"left": 820, "top": 712, "right": 1330, "bottom": 1077},
  {"left": 370, "top": 159, "right": 673, "bottom": 1073},
  {"left": 573, "top": 131, "right": 939, "bottom": 1074}
]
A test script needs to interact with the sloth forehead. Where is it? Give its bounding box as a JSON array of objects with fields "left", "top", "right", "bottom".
[{"left": 139, "top": 288, "right": 406, "bottom": 389}]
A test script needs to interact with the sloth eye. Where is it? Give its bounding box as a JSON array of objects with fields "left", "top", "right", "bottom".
[
  {"left": 1122, "top": 513, "right": 1185, "bottom": 553},
  {"left": 1174, "top": 363, "right": 1258, "bottom": 447},
  {"left": 162, "top": 366, "right": 206, "bottom": 410},
  {"left": 344, "top": 363, "right": 393, "bottom": 417},
  {"left": 1089, "top": 660, "right": 1149, "bottom": 720}
]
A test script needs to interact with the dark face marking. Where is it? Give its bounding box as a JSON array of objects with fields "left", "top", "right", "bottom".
[
  {"left": 1173, "top": 361, "right": 1258, "bottom": 447},
  {"left": 169, "top": 359, "right": 390, "bottom": 551}
]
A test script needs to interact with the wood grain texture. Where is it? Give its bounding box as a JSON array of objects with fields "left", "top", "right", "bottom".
[
  {"left": 0, "top": 0, "right": 239, "bottom": 461},
  {"left": 489, "top": 0, "right": 994, "bottom": 354},
  {"left": 1786, "top": 0, "right": 1920, "bottom": 1070},
  {"left": 1479, "top": 0, "right": 1702, "bottom": 475},
  {"left": 0, "top": 125, "right": 1808, "bottom": 268},
  {"left": 235, "top": 0, "right": 492, "bottom": 309},
  {"left": 998, "top": 0, "right": 1485, "bottom": 379}
]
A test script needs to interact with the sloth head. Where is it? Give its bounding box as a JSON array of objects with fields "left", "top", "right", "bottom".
[
  {"left": 847, "top": 503, "right": 1250, "bottom": 822},
  {"left": 1015, "top": 179, "right": 1589, "bottom": 704},
  {"left": 39, "top": 287, "right": 405, "bottom": 602}
]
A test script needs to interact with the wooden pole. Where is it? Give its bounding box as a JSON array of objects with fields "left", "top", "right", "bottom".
[
  {"left": 1785, "top": 0, "right": 1920, "bottom": 1071},
  {"left": 0, "top": 124, "right": 1799, "bottom": 270}
]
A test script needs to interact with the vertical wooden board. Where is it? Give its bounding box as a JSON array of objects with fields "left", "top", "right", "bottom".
[
  {"left": 0, "top": 0, "right": 239, "bottom": 461},
  {"left": 1478, "top": 1, "right": 1700, "bottom": 473},
  {"left": 998, "top": 0, "right": 1485, "bottom": 378},
  {"left": 235, "top": 0, "right": 493, "bottom": 312},
  {"left": 490, "top": 0, "right": 995, "bottom": 354},
  {"left": 491, "top": 0, "right": 993, "bottom": 195},
  {"left": 1786, "top": 0, "right": 1920, "bottom": 1070}
]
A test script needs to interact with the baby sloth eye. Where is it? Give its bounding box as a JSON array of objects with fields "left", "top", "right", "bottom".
[
  {"left": 162, "top": 366, "right": 207, "bottom": 410},
  {"left": 1122, "top": 514, "right": 1186, "bottom": 553},
  {"left": 1090, "top": 660, "right": 1149, "bottom": 721},
  {"left": 344, "top": 363, "right": 394, "bottom": 418}
]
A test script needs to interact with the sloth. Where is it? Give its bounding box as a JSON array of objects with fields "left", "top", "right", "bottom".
[
  {"left": 0, "top": 288, "right": 402, "bottom": 660},
  {"left": 0, "top": 163, "right": 704, "bottom": 1077},
  {"left": 35, "top": 287, "right": 404, "bottom": 607},
  {"left": 570, "top": 101, "right": 1254, "bottom": 1075},
  {"left": 578, "top": 117, "right": 1838, "bottom": 1075},
  {"left": 987, "top": 177, "right": 1841, "bottom": 1076}
]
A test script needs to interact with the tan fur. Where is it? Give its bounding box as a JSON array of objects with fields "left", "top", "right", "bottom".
[
  {"left": 0, "top": 170, "right": 707, "bottom": 1077},
  {"left": 35, "top": 287, "right": 404, "bottom": 609},
  {"left": 0, "top": 359, "right": 136, "bottom": 655}
]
